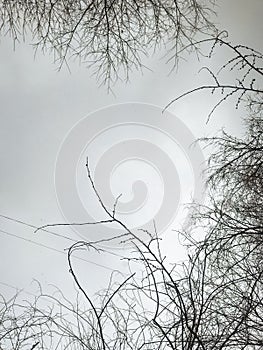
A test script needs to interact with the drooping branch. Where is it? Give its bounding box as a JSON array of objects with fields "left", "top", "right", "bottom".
[{"left": 0, "top": 0, "right": 217, "bottom": 86}]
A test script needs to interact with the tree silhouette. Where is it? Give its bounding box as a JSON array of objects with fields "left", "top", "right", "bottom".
[
  {"left": 165, "top": 33, "right": 263, "bottom": 121},
  {"left": 0, "top": 3, "right": 262, "bottom": 349},
  {"left": 1, "top": 106, "right": 262, "bottom": 348},
  {"left": 0, "top": 0, "right": 216, "bottom": 86}
]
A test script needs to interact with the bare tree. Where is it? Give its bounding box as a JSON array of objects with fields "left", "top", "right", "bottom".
[
  {"left": 60, "top": 106, "right": 262, "bottom": 349},
  {"left": 1, "top": 7, "right": 262, "bottom": 348},
  {"left": 0, "top": 0, "right": 216, "bottom": 86},
  {"left": 165, "top": 33, "right": 263, "bottom": 121},
  {"left": 185, "top": 106, "right": 263, "bottom": 348},
  {"left": 2, "top": 109, "right": 261, "bottom": 349}
]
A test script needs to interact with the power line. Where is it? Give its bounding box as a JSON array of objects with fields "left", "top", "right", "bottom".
[
  {"left": 0, "top": 280, "right": 35, "bottom": 296},
  {"left": 0, "top": 228, "right": 116, "bottom": 272},
  {"left": 0, "top": 214, "right": 76, "bottom": 242},
  {"left": 0, "top": 213, "right": 131, "bottom": 261}
]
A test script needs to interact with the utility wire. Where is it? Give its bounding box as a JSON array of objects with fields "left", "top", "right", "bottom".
[
  {"left": 0, "top": 228, "right": 116, "bottom": 272},
  {"left": 0, "top": 280, "right": 35, "bottom": 296},
  {"left": 0, "top": 213, "right": 131, "bottom": 261},
  {"left": 0, "top": 214, "right": 77, "bottom": 243}
]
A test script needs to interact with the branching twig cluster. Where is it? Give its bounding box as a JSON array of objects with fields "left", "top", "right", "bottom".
[
  {"left": 0, "top": 0, "right": 216, "bottom": 87},
  {"left": 165, "top": 33, "right": 263, "bottom": 122},
  {"left": 1, "top": 108, "right": 262, "bottom": 348}
]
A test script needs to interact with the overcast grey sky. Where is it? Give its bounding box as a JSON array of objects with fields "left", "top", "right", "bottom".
[{"left": 0, "top": 0, "right": 262, "bottom": 299}]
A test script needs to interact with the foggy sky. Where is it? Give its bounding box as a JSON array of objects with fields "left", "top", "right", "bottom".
[{"left": 0, "top": 0, "right": 262, "bottom": 299}]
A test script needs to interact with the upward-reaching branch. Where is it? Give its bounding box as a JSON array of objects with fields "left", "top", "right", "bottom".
[{"left": 165, "top": 34, "right": 263, "bottom": 121}]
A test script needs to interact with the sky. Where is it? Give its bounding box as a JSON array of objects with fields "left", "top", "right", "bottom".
[{"left": 0, "top": 0, "right": 263, "bottom": 300}]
